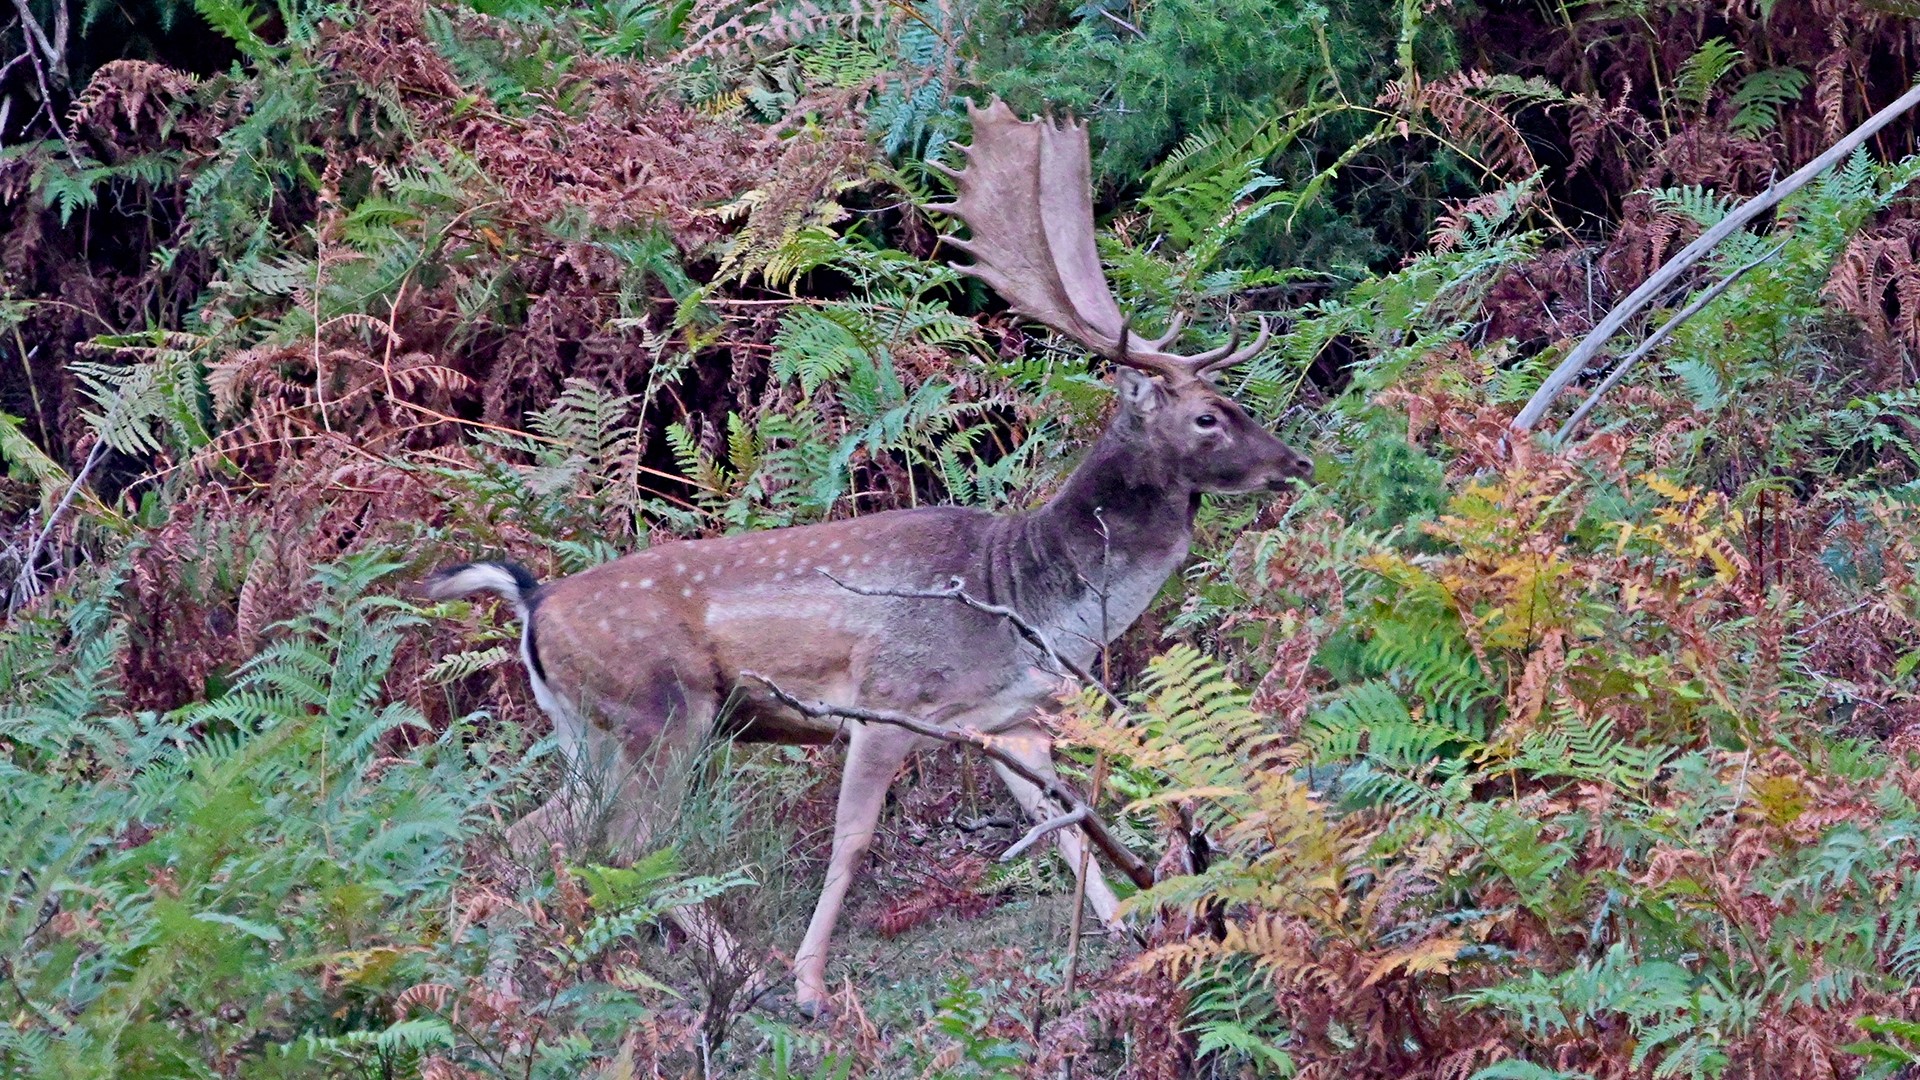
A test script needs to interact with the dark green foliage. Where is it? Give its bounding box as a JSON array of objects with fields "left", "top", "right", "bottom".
[{"left": 968, "top": 0, "right": 1464, "bottom": 269}]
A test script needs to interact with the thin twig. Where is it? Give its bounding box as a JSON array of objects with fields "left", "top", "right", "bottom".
[
  {"left": 1553, "top": 241, "right": 1788, "bottom": 444},
  {"left": 311, "top": 253, "right": 331, "bottom": 433},
  {"left": 8, "top": 0, "right": 63, "bottom": 84},
  {"left": 953, "top": 813, "right": 1018, "bottom": 833},
  {"left": 0, "top": 48, "right": 32, "bottom": 93},
  {"left": 1514, "top": 78, "right": 1920, "bottom": 432},
  {"left": 1802, "top": 598, "right": 1875, "bottom": 633},
  {"left": 12, "top": 441, "right": 106, "bottom": 608},
  {"left": 1000, "top": 806, "right": 1089, "bottom": 862},
  {"left": 740, "top": 671, "right": 1156, "bottom": 891},
  {"left": 1098, "top": 8, "right": 1146, "bottom": 39},
  {"left": 17, "top": 27, "right": 69, "bottom": 150}
]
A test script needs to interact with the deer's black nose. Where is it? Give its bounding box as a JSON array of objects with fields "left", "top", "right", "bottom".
[{"left": 1262, "top": 450, "right": 1312, "bottom": 490}]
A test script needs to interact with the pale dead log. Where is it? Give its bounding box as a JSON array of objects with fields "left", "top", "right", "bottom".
[
  {"left": 1553, "top": 241, "right": 1787, "bottom": 444},
  {"left": 1513, "top": 80, "right": 1920, "bottom": 434}
]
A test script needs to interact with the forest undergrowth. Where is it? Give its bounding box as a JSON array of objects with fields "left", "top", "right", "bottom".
[{"left": 7, "top": 0, "right": 1920, "bottom": 1076}]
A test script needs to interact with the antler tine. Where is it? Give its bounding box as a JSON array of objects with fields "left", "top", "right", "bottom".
[
  {"left": 1105, "top": 319, "right": 1201, "bottom": 378},
  {"left": 1180, "top": 328, "right": 1242, "bottom": 370},
  {"left": 1198, "top": 316, "right": 1274, "bottom": 376},
  {"left": 924, "top": 141, "right": 975, "bottom": 186},
  {"left": 1140, "top": 311, "right": 1188, "bottom": 351}
]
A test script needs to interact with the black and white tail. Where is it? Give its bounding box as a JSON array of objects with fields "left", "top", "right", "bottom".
[
  {"left": 423, "top": 560, "right": 564, "bottom": 713},
  {"left": 422, "top": 560, "right": 588, "bottom": 835},
  {"left": 422, "top": 562, "right": 540, "bottom": 621}
]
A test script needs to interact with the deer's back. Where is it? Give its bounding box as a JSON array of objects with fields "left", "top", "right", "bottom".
[{"left": 525, "top": 506, "right": 1047, "bottom": 745}]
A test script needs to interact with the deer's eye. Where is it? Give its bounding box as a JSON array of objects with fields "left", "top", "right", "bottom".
[{"left": 1194, "top": 413, "right": 1220, "bottom": 430}]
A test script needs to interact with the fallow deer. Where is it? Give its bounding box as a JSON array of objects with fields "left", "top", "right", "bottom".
[{"left": 424, "top": 99, "right": 1312, "bottom": 1012}]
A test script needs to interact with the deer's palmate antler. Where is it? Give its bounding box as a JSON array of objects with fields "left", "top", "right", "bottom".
[
  {"left": 933, "top": 98, "right": 1270, "bottom": 380},
  {"left": 425, "top": 98, "right": 1310, "bottom": 1016}
]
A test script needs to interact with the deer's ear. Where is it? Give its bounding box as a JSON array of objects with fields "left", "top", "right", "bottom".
[{"left": 1114, "top": 367, "right": 1166, "bottom": 412}]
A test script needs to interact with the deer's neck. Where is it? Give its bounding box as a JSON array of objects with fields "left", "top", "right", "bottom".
[{"left": 991, "top": 426, "right": 1195, "bottom": 663}]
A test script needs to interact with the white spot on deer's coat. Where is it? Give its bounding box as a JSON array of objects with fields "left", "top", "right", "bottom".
[
  {"left": 840, "top": 554, "right": 853, "bottom": 566},
  {"left": 693, "top": 571, "right": 705, "bottom": 583},
  {"left": 674, "top": 562, "right": 686, "bottom": 573},
  {"left": 597, "top": 619, "right": 610, "bottom": 633},
  {"left": 829, "top": 540, "right": 842, "bottom": 550},
  {"left": 639, "top": 577, "right": 654, "bottom": 589},
  {"left": 618, "top": 580, "right": 630, "bottom": 590},
  {"left": 861, "top": 553, "right": 874, "bottom": 565},
  {"left": 681, "top": 587, "right": 693, "bottom": 598},
  {"left": 773, "top": 571, "right": 786, "bottom": 582}
]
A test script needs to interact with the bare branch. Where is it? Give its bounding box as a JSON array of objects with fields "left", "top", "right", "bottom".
[
  {"left": 1553, "top": 241, "right": 1787, "bottom": 444},
  {"left": 740, "top": 671, "right": 1157, "bottom": 891},
  {"left": 1065, "top": 507, "right": 1116, "bottom": 1004},
  {"left": 1098, "top": 7, "right": 1145, "bottom": 39},
  {"left": 11, "top": 441, "right": 104, "bottom": 611},
  {"left": 1513, "top": 79, "right": 1920, "bottom": 433},
  {"left": 9, "top": 0, "right": 63, "bottom": 84},
  {"left": 1000, "top": 806, "right": 1089, "bottom": 862}
]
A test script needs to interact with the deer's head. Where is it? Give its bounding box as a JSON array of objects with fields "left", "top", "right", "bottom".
[
  {"left": 933, "top": 100, "right": 1314, "bottom": 497},
  {"left": 1107, "top": 360, "right": 1312, "bottom": 496}
]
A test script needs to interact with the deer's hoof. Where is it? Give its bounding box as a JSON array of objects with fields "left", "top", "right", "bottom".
[{"left": 793, "top": 985, "right": 831, "bottom": 1021}]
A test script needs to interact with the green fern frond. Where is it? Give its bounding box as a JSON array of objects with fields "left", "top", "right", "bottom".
[
  {"left": 1730, "top": 67, "right": 1808, "bottom": 137},
  {"left": 1675, "top": 38, "right": 1744, "bottom": 107},
  {"left": 1649, "top": 185, "right": 1741, "bottom": 230},
  {"left": 0, "top": 411, "right": 72, "bottom": 513},
  {"left": 424, "top": 645, "right": 513, "bottom": 685}
]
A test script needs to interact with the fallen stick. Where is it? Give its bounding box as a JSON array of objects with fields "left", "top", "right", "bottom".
[
  {"left": 740, "top": 671, "right": 1157, "bottom": 891},
  {"left": 1000, "top": 806, "right": 1090, "bottom": 862},
  {"left": 1513, "top": 79, "right": 1920, "bottom": 434}
]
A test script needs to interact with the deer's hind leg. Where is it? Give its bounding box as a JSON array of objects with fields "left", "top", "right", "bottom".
[
  {"left": 506, "top": 656, "right": 761, "bottom": 961},
  {"left": 508, "top": 653, "right": 720, "bottom": 863}
]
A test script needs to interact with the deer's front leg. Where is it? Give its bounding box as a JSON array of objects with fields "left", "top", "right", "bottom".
[
  {"left": 793, "top": 722, "right": 917, "bottom": 1013},
  {"left": 988, "top": 722, "right": 1124, "bottom": 933}
]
